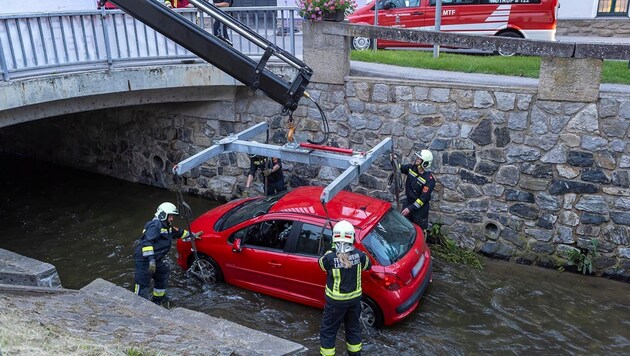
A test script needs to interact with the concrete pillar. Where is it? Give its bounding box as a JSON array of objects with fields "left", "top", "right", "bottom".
[
  {"left": 302, "top": 21, "right": 350, "bottom": 85},
  {"left": 538, "top": 57, "right": 603, "bottom": 103}
]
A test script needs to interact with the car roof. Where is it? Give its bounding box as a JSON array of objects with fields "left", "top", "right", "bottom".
[{"left": 269, "top": 186, "right": 390, "bottom": 230}]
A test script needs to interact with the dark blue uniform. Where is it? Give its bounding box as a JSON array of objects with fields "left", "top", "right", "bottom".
[
  {"left": 319, "top": 249, "right": 371, "bottom": 356},
  {"left": 400, "top": 163, "right": 436, "bottom": 230},
  {"left": 249, "top": 156, "right": 286, "bottom": 195},
  {"left": 133, "top": 218, "right": 189, "bottom": 302}
]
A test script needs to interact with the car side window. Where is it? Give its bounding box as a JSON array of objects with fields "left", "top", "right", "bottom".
[
  {"left": 296, "top": 223, "right": 332, "bottom": 256},
  {"left": 231, "top": 220, "right": 293, "bottom": 250}
]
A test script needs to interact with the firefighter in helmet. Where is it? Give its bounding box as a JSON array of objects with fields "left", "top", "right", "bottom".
[
  {"left": 394, "top": 149, "right": 436, "bottom": 230},
  {"left": 133, "top": 202, "right": 201, "bottom": 305},
  {"left": 244, "top": 154, "right": 285, "bottom": 196},
  {"left": 319, "top": 220, "right": 371, "bottom": 356}
]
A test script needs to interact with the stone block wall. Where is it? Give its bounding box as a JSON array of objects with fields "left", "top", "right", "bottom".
[
  {"left": 557, "top": 19, "right": 630, "bottom": 37},
  {"left": 1, "top": 78, "right": 629, "bottom": 281}
]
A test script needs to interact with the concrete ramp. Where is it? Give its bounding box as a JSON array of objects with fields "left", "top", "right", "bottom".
[{"left": 1, "top": 278, "right": 306, "bottom": 355}]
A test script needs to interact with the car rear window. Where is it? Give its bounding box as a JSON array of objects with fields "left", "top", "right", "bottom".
[
  {"left": 360, "top": 209, "right": 416, "bottom": 266},
  {"left": 216, "top": 193, "right": 286, "bottom": 231}
]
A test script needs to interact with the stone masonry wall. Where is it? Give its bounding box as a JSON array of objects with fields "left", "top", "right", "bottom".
[
  {"left": 557, "top": 19, "right": 630, "bottom": 37},
  {"left": 1, "top": 79, "right": 629, "bottom": 281}
]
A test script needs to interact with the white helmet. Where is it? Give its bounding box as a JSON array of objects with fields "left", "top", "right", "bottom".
[
  {"left": 155, "top": 202, "right": 178, "bottom": 221},
  {"left": 414, "top": 149, "right": 433, "bottom": 169},
  {"left": 333, "top": 220, "right": 355, "bottom": 253}
]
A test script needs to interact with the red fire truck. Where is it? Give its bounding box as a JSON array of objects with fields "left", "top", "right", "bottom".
[{"left": 348, "top": 0, "right": 560, "bottom": 50}]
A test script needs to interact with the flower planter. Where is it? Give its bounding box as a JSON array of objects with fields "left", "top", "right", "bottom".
[{"left": 322, "top": 11, "right": 344, "bottom": 22}]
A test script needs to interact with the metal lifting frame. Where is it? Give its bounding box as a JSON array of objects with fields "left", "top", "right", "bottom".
[
  {"left": 173, "top": 122, "right": 393, "bottom": 204},
  {"left": 107, "top": 0, "right": 312, "bottom": 114}
]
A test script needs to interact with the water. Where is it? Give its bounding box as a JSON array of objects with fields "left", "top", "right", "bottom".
[{"left": 1, "top": 153, "right": 629, "bottom": 354}]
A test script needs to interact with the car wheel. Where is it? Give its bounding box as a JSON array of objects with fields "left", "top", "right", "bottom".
[
  {"left": 187, "top": 254, "right": 222, "bottom": 285},
  {"left": 360, "top": 296, "right": 383, "bottom": 328},
  {"left": 351, "top": 36, "right": 372, "bottom": 51},
  {"left": 495, "top": 31, "right": 522, "bottom": 57}
]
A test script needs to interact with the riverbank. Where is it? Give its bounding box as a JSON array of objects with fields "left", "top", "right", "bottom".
[{"left": 0, "top": 248, "right": 306, "bottom": 355}]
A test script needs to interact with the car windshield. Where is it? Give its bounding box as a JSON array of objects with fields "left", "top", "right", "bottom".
[
  {"left": 217, "top": 193, "right": 286, "bottom": 231},
  {"left": 361, "top": 209, "right": 416, "bottom": 266}
]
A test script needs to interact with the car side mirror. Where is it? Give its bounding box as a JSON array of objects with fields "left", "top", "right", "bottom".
[{"left": 232, "top": 238, "right": 243, "bottom": 253}]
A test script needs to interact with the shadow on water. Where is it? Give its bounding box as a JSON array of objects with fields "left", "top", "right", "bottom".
[{"left": 1, "top": 153, "right": 629, "bottom": 354}]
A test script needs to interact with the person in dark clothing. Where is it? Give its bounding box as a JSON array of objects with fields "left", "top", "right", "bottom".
[
  {"left": 213, "top": 0, "right": 233, "bottom": 46},
  {"left": 319, "top": 220, "right": 371, "bottom": 356},
  {"left": 394, "top": 150, "right": 436, "bottom": 230},
  {"left": 245, "top": 155, "right": 286, "bottom": 196},
  {"left": 133, "top": 202, "right": 201, "bottom": 305}
]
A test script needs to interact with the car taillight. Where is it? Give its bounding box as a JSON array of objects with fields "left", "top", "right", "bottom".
[{"left": 370, "top": 271, "right": 404, "bottom": 291}]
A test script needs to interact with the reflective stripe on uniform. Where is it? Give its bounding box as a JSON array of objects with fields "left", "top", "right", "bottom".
[
  {"left": 409, "top": 170, "right": 426, "bottom": 184},
  {"left": 356, "top": 263, "right": 361, "bottom": 291},
  {"left": 363, "top": 258, "right": 370, "bottom": 271},
  {"left": 414, "top": 198, "right": 424, "bottom": 208},
  {"left": 324, "top": 258, "right": 364, "bottom": 301},
  {"left": 320, "top": 346, "right": 335, "bottom": 356},
  {"left": 160, "top": 228, "right": 169, "bottom": 233},
  {"left": 153, "top": 288, "right": 166, "bottom": 297},
  {"left": 180, "top": 230, "right": 190, "bottom": 239},
  {"left": 142, "top": 246, "right": 154, "bottom": 257},
  {"left": 134, "top": 284, "right": 140, "bottom": 294},
  {"left": 347, "top": 342, "right": 362, "bottom": 353}
]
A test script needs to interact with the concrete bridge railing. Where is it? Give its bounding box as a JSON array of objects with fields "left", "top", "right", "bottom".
[{"left": 304, "top": 22, "right": 630, "bottom": 102}]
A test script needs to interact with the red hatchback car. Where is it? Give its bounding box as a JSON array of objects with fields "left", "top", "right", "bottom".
[{"left": 176, "top": 186, "right": 432, "bottom": 327}]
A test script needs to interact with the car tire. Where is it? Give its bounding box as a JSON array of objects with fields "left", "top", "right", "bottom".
[
  {"left": 187, "top": 254, "right": 222, "bottom": 284},
  {"left": 495, "top": 31, "right": 522, "bottom": 57},
  {"left": 360, "top": 296, "right": 384, "bottom": 328},
  {"left": 351, "top": 36, "right": 373, "bottom": 51}
]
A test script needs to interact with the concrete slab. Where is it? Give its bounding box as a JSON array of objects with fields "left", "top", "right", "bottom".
[{"left": 0, "top": 248, "right": 61, "bottom": 288}]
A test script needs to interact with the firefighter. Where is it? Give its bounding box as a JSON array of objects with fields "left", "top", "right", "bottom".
[
  {"left": 319, "top": 220, "right": 371, "bottom": 356},
  {"left": 244, "top": 155, "right": 285, "bottom": 196},
  {"left": 394, "top": 150, "right": 436, "bottom": 230},
  {"left": 133, "top": 202, "right": 201, "bottom": 306}
]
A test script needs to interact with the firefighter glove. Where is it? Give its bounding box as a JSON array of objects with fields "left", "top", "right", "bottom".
[
  {"left": 194, "top": 231, "right": 204, "bottom": 239},
  {"left": 148, "top": 259, "right": 156, "bottom": 273},
  {"left": 263, "top": 168, "right": 271, "bottom": 177},
  {"left": 242, "top": 187, "right": 250, "bottom": 198}
]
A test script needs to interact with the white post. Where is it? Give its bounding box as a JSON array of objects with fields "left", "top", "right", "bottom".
[{"left": 433, "top": 0, "right": 442, "bottom": 58}]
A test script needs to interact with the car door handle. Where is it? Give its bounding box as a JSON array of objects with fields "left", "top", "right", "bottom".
[
  {"left": 412, "top": 11, "right": 423, "bottom": 15},
  {"left": 268, "top": 262, "right": 282, "bottom": 268}
]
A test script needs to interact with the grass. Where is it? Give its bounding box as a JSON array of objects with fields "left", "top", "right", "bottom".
[
  {"left": 0, "top": 306, "right": 156, "bottom": 356},
  {"left": 351, "top": 50, "right": 630, "bottom": 85}
]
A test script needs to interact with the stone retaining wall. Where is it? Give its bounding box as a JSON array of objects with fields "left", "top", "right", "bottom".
[
  {"left": 1, "top": 79, "right": 629, "bottom": 281},
  {"left": 557, "top": 19, "right": 630, "bottom": 37}
]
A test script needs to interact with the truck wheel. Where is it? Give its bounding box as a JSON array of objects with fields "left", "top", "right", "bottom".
[
  {"left": 351, "top": 37, "right": 373, "bottom": 51},
  {"left": 495, "top": 31, "right": 522, "bottom": 57}
]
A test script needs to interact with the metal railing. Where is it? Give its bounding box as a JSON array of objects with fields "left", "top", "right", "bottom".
[{"left": 0, "top": 7, "right": 302, "bottom": 81}]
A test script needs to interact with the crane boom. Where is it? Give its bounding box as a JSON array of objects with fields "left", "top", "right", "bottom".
[{"left": 106, "top": 0, "right": 312, "bottom": 114}]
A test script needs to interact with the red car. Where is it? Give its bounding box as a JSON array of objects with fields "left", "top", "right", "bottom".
[{"left": 176, "top": 186, "right": 432, "bottom": 327}]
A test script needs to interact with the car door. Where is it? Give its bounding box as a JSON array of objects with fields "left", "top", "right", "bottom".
[
  {"left": 225, "top": 219, "right": 293, "bottom": 296},
  {"left": 282, "top": 220, "right": 334, "bottom": 308}
]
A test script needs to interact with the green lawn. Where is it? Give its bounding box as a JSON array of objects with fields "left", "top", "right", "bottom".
[{"left": 351, "top": 50, "right": 630, "bottom": 85}]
